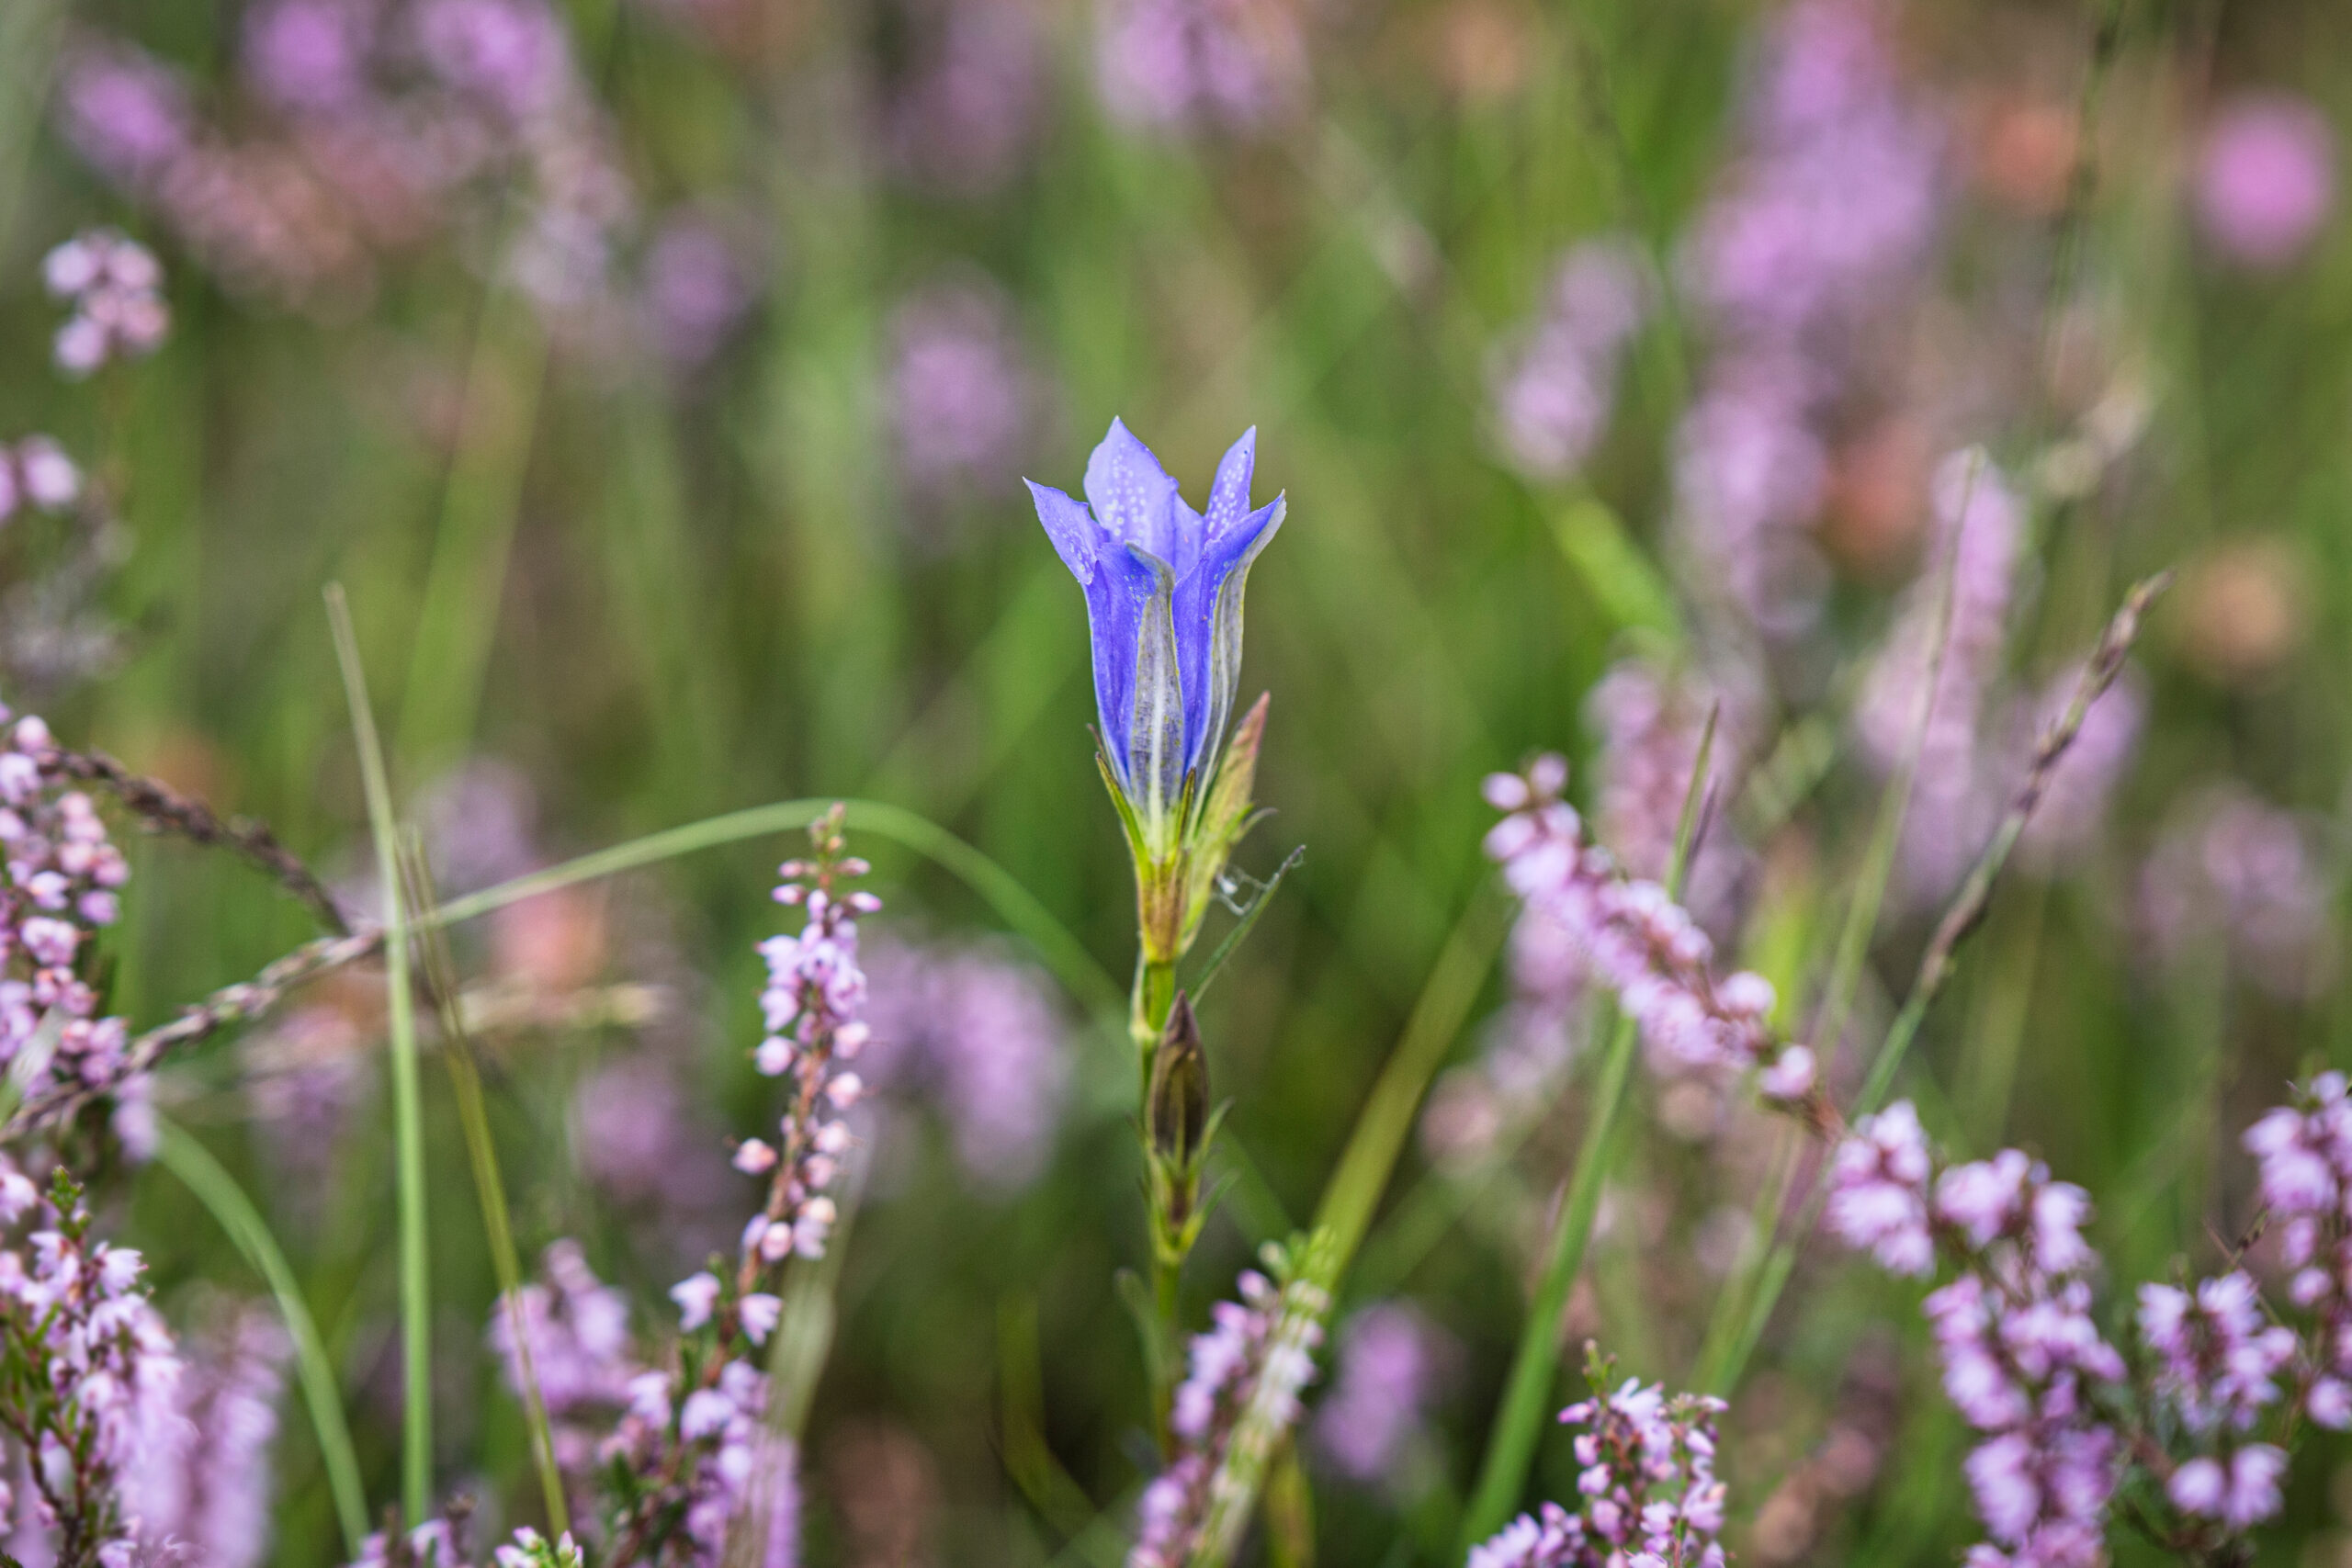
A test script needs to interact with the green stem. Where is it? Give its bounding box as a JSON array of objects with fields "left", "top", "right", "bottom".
[
  {"left": 155, "top": 1119, "right": 369, "bottom": 1559},
  {"left": 1457, "top": 709, "right": 1718, "bottom": 1551},
  {"left": 326, "top": 584, "right": 433, "bottom": 1525},
  {"left": 399, "top": 838, "right": 569, "bottom": 1538},
  {"left": 1133, "top": 953, "right": 1182, "bottom": 1447}
]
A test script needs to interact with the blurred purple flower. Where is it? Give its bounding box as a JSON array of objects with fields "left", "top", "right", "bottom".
[
  {"left": 888, "top": 281, "right": 1042, "bottom": 505},
  {"left": 44, "top": 230, "right": 171, "bottom": 378},
  {"left": 1312, "top": 1303, "right": 1456, "bottom": 1488},
  {"left": 1095, "top": 0, "right": 1306, "bottom": 136},
  {"left": 0, "top": 437, "right": 85, "bottom": 525},
  {"left": 2142, "top": 785, "right": 2335, "bottom": 999},
  {"left": 2014, "top": 663, "right": 2145, "bottom": 870},
  {"left": 861, "top": 937, "right": 1071, "bottom": 1190},
  {"left": 883, "top": 0, "right": 1044, "bottom": 197},
  {"left": 126, "top": 1303, "right": 291, "bottom": 1568},
  {"left": 243, "top": 0, "right": 376, "bottom": 116},
  {"left": 2196, "top": 95, "right": 2337, "bottom": 270},
  {"left": 642, "top": 213, "right": 759, "bottom": 369},
  {"left": 57, "top": 43, "right": 194, "bottom": 186},
  {"left": 416, "top": 0, "right": 569, "bottom": 122},
  {"left": 1672, "top": 0, "right": 1944, "bottom": 637},
  {"left": 1855, "top": 450, "right": 2024, "bottom": 905},
  {"left": 1490, "top": 238, "right": 1652, "bottom": 479}
]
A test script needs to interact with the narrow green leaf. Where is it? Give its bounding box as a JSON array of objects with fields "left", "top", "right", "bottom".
[
  {"left": 1187, "top": 845, "right": 1306, "bottom": 1004},
  {"left": 325, "top": 582, "right": 433, "bottom": 1525},
  {"left": 155, "top": 1118, "right": 370, "bottom": 1559}
]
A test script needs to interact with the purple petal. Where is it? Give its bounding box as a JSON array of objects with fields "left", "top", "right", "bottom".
[
  {"left": 1204, "top": 426, "right": 1258, "bottom": 540},
  {"left": 1083, "top": 417, "right": 1193, "bottom": 578},
  {"left": 1026, "top": 479, "right": 1100, "bottom": 581}
]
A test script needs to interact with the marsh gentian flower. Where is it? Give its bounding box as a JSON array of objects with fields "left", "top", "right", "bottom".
[{"left": 1029, "top": 419, "right": 1283, "bottom": 965}]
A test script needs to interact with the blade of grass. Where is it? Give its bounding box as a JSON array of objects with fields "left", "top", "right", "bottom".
[
  {"left": 398, "top": 833, "right": 569, "bottom": 1537},
  {"left": 433, "top": 798, "right": 1125, "bottom": 1023},
  {"left": 326, "top": 581, "right": 433, "bottom": 1524},
  {"left": 1708, "top": 575, "right": 2171, "bottom": 1395},
  {"left": 155, "top": 1117, "right": 370, "bottom": 1559},
  {"left": 28, "top": 797, "right": 1127, "bottom": 1139},
  {"left": 1689, "top": 460, "right": 1979, "bottom": 1393},
  {"left": 1457, "top": 707, "right": 1717, "bottom": 1552}
]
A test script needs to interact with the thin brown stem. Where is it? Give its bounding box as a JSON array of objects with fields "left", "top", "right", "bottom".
[{"left": 50, "top": 748, "right": 348, "bottom": 935}]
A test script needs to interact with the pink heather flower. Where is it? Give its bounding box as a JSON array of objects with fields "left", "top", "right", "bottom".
[
  {"left": 1826, "top": 1103, "right": 1935, "bottom": 1276},
  {"left": 243, "top": 0, "right": 376, "bottom": 115},
  {"left": 1490, "top": 238, "right": 1652, "bottom": 479},
  {"left": 859, "top": 936, "right": 1072, "bottom": 1190},
  {"left": 731, "top": 812, "right": 878, "bottom": 1282},
  {"left": 489, "top": 1240, "right": 638, "bottom": 1422},
  {"left": 881, "top": 0, "right": 1044, "bottom": 197},
  {"left": 2136, "top": 1272, "right": 2295, "bottom": 1435},
  {"left": 1131, "top": 1254, "right": 1329, "bottom": 1568},
  {"left": 1311, "top": 1303, "right": 1456, "bottom": 1487},
  {"left": 2143, "top": 785, "right": 2335, "bottom": 999},
  {"left": 123, "top": 1303, "right": 291, "bottom": 1568},
  {"left": 2168, "top": 1445, "right": 2287, "bottom": 1530},
  {"left": 1672, "top": 0, "right": 1943, "bottom": 637},
  {"left": 1470, "top": 1352, "right": 1730, "bottom": 1568},
  {"left": 1094, "top": 0, "right": 1307, "bottom": 136},
  {"left": 885, "top": 280, "right": 1042, "bottom": 511},
  {"left": 2196, "top": 95, "right": 2337, "bottom": 269},
  {"left": 0, "top": 1177, "right": 184, "bottom": 1562},
  {"left": 1482, "top": 756, "right": 1785, "bottom": 1089},
  {"left": 672, "top": 1271, "right": 720, "bottom": 1331},
  {"left": 57, "top": 43, "right": 194, "bottom": 186},
  {"left": 1838, "top": 1101, "right": 2134, "bottom": 1565},
  {"left": 641, "top": 213, "right": 758, "bottom": 369},
  {"left": 0, "top": 712, "right": 138, "bottom": 1122},
  {"left": 416, "top": 0, "right": 569, "bottom": 122},
  {"left": 44, "top": 231, "right": 171, "bottom": 378}
]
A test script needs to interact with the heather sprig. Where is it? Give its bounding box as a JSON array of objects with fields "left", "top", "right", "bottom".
[
  {"left": 1466, "top": 1348, "right": 1729, "bottom": 1568},
  {"left": 1129, "top": 1232, "right": 1333, "bottom": 1568},
  {"left": 1481, "top": 752, "right": 1818, "bottom": 1112},
  {"left": 0, "top": 1167, "right": 183, "bottom": 1568},
  {"left": 1826, "top": 1096, "right": 2325, "bottom": 1564}
]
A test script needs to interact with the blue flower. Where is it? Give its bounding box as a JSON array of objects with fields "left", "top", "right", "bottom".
[{"left": 1028, "top": 419, "right": 1284, "bottom": 850}]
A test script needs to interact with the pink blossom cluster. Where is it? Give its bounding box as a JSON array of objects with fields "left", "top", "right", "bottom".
[
  {"left": 2245, "top": 1073, "right": 2352, "bottom": 1427},
  {"left": 879, "top": 0, "right": 1044, "bottom": 197},
  {"left": 1828, "top": 1105, "right": 2127, "bottom": 1567},
  {"left": 2142, "top": 785, "right": 2335, "bottom": 1000},
  {"left": 0, "top": 437, "right": 85, "bottom": 525},
  {"left": 482, "top": 1244, "right": 798, "bottom": 1565},
  {"left": 1483, "top": 755, "right": 1811, "bottom": 1100},
  {"left": 487, "top": 1238, "right": 640, "bottom": 1475},
  {"left": 0, "top": 1164, "right": 183, "bottom": 1565},
  {"left": 1467, "top": 1359, "right": 1728, "bottom": 1568},
  {"left": 1311, "top": 1303, "right": 1456, "bottom": 1488},
  {"left": 732, "top": 817, "right": 879, "bottom": 1264},
  {"left": 0, "top": 711, "right": 135, "bottom": 1111},
  {"left": 1672, "top": 0, "right": 1944, "bottom": 637},
  {"left": 349, "top": 1520, "right": 589, "bottom": 1568},
  {"left": 1094, "top": 0, "right": 1307, "bottom": 136},
  {"left": 1828, "top": 1100, "right": 2305, "bottom": 1562},
  {"left": 884, "top": 280, "right": 1045, "bottom": 513},
  {"left": 58, "top": 5, "right": 635, "bottom": 323},
  {"left": 604, "top": 1357, "right": 795, "bottom": 1565},
  {"left": 1131, "top": 1260, "right": 1328, "bottom": 1568},
  {"left": 1489, "top": 238, "right": 1652, "bottom": 480},
  {"left": 125, "top": 1303, "right": 292, "bottom": 1568},
  {"left": 42, "top": 231, "right": 170, "bottom": 378},
  {"left": 861, "top": 935, "right": 1071, "bottom": 1190}
]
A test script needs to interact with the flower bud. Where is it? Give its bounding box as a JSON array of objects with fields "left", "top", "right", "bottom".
[{"left": 1147, "top": 992, "right": 1210, "bottom": 1171}]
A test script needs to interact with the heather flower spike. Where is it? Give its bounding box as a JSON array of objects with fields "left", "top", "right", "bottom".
[{"left": 1029, "top": 419, "right": 1283, "bottom": 975}]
